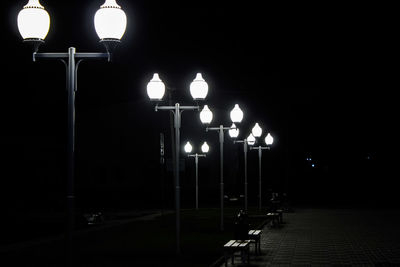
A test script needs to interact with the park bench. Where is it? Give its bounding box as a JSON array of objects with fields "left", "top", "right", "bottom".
[
  {"left": 248, "top": 229, "right": 262, "bottom": 254},
  {"left": 223, "top": 239, "right": 251, "bottom": 266}
]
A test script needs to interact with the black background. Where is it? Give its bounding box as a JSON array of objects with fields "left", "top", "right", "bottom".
[{"left": 0, "top": 0, "right": 397, "bottom": 218}]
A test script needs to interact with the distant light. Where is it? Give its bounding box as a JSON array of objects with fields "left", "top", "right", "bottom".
[
  {"left": 228, "top": 123, "right": 239, "bottom": 138},
  {"left": 247, "top": 133, "right": 256, "bottom": 146},
  {"left": 184, "top": 141, "right": 193, "bottom": 153},
  {"left": 199, "top": 105, "right": 213, "bottom": 124},
  {"left": 265, "top": 133, "right": 273, "bottom": 145},
  {"left": 146, "top": 73, "right": 165, "bottom": 100},
  {"left": 17, "top": 0, "right": 50, "bottom": 41},
  {"left": 230, "top": 104, "right": 243, "bottom": 123},
  {"left": 94, "top": 0, "right": 127, "bottom": 41},
  {"left": 311, "top": 164, "right": 315, "bottom": 167},
  {"left": 201, "top": 142, "right": 209, "bottom": 153},
  {"left": 190, "top": 73, "right": 208, "bottom": 100},
  {"left": 251, "top": 123, "right": 262, "bottom": 138}
]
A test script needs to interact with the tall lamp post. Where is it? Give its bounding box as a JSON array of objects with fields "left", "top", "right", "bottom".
[
  {"left": 147, "top": 72, "right": 208, "bottom": 254},
  {"left": 199, "top": 104, "right": 243, "bottom": 230},
  {"left": 233, "top": 132, "right": 255, "bottom": 212},
  {"left": 249, "top": 123, "right": 274, "bottom": 210},
  {"left": 184, "top": 141, "right": 209, "bottom": 210},
  {"left": 16, "top": 0, "right": 127, "bottom": 265}
]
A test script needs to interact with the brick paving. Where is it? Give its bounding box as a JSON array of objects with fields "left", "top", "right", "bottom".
[{"left": 221, "top": 208, "right": 400, "bottom": 266}]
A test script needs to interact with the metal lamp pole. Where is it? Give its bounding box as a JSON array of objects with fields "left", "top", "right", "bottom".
[
  {"left": 187, "top": 153, "right": 206, "bottom": 210},
  {"left": 233, "top": 139, "right": 248, "bottom": 212},
  {"left": 155, "top": 103, "right": 199, "bottom": 254},
  {"left": 32, "top": 48, "right": 110, "bottom": 265},
  {"left": 17, "top": 1, "right": 127, "bottom": 265},
  {"left": 205, "top": 125, "right": 232, "bottom": 230},
  {"left": 250, "top": 145, "right": 270, "bottom": 210}
]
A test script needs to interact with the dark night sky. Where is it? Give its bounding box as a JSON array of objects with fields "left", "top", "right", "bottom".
[{"left": 0, "top": 0, "right": 396, "bottom": 210}]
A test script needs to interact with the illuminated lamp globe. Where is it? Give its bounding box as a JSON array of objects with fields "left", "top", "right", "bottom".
[
  {"left": 247, "top": 133, "right": 256, "bottom": 146},
  {"left": 146, "top": 73, "right": 165, "bottom": 101},
  {"left": 17, "top": 0, "right": 50, "bottom": 51},
  {"left": 199, "top": 105, "right": 213, "bottom": 124},
  {"left": 184, "top": 141, "right": 193, "bottom": 153},
  {"left": 265, "top": 133, "right": 274, "bottom": 146},
  {"left": 201, "top": 142, "right": 210, "bottom": 153},
  {"left": 94, "top": 0, "right": 127, "bottom": 52},
  {"left": 251, "top": 123, "right": 262, "bottom": 138},
  {"left": 228, "top": 123, "right": 239, "bottom": 138},
  {"left": 230, "top": 104, "right": 243, "bottom": 123},
  {"left": 190, "top": 73, "right": 208, "bottom": 100}
]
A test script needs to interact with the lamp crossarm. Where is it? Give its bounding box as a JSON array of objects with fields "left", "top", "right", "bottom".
[
  {"left": 188, "top": 153, "right": 206, "bottom": 158},
  {"left": 206, "top": 125, "right": 232, "bottom": 131},
  {"left": 155, "top": 105, "right": 199, "bottom": 112},
  {"left": 33, "top": 51, "right": 110, "bottom": 62},
  {"left": 250, "top": 146, "right": 271, "bottom": 151}
]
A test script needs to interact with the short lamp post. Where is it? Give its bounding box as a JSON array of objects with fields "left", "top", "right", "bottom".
[
  {"left": 184, "top": 141, "right": 209, "bottom": 210},
  {"left": 200, "top": 104, "right": 243, "bottom": 230},
  {"left": 147, "top": 72, "right": 208, "bottom": 254},
  {"left": 249, "top": 123, "right": 274, "bottom": 210},
  {"left": 17, "top": 0, "right": 127, "bottom": 265}
]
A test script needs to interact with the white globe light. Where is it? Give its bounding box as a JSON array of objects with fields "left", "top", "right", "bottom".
[
  {"left": 184, "top": 141, "right": 193, "bottom": 153},
  {"left": 251, "top": 123, "right": 262, "bottom": 138},
  {"left": 201, "top": 142, "right": 210, "bottom": 153},
  {"left": 17, "top": 0, "right": 50, "bottom": 40},
  {"left": 265, "top": 133, "right": 274, "bottom": 145},
  {"left": 94, "top": 0, "right": 127, "bottom": 40},
  {"left": 199, "top": 105, "right": 213, "bottom": 124},
  {"left": 228, "top": 123, "right": 239, "bottom": 138},
  {"left": 190, "top": 73, "right": 208, "bottom": 100},
  {"left": 230, "top": 104, "right": 243, "bottom": 123},
  {"left": 247, "top": 133, "right": 256, "bottom": 146},
  {"left": 147, "top": 73, "right": 165, "bottom": 100}
]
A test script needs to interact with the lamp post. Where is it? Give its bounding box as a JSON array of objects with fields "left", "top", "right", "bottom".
[
  {"left": 16, "top": 1, "right": 127, "bottom": 265},
  {"left": 147, "top": 72, "right": 208, "bottom": 254},
  {"left": 200, "top": 104, "right": 243, "bottom": 230},
  {"left": 233, "top": 132, "right": 255, "bottom": 212},
  {"left": 185, "top": 141, "right": 209, "bottom": 210},
  {"left": 249, "top": 123, "right": 274, "bottom": 210}
]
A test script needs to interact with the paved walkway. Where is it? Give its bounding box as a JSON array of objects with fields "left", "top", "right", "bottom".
[{"left": 221, "top": 208, "right": 400, "bottom": 266}]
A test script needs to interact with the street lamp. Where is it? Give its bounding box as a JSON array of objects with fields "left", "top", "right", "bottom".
[
  {"left": 250, "top": 127, "right": 274, "bottom": 210},
  {"left": 185, "top": 141, "right": 209, "bottom": 210},
  {"left": 230, "top": 104, "right": 244, "bottom": 123},
  {"left": 252, "top": 123, "right": 262, "bottom": 138},
  {"left": 247, "top": 133, "right": 256, "bottom": 146},
  {"left": 147, "top": 72, "right": 208, "bottom": 254},
  {"left": 228, "top": 123, "right": 239, "bottom": 138},
  {"left": 199, "top": 105, "right": 213, "bottom": 124},
  {"left": 200, "top": 106, "right": 241, "bottom": 231},
  {"left": 17, "top": 1, "right": 127, "bottom": 265}
]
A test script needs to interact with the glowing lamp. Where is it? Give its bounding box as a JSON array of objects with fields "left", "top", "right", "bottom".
[
  {"left": 228, "top": 123, "right": 239, "bottom": 138},
  {"left": 247, "top": 133, "right": 255, "bottom": 146},
  {"left": 147, "top": 73, "right": 165, "bottom": 101},
  {"left": 230, "top": 104, "right": 243, "bottom": 123},
  {"left": 265, "top": 133, "right": 274, "bottom": 146},
  {"left": 190, "top": 73, "right": 208, "bottom": 100},
  {"left": 201, "top": 142, "right": 209, "bottom": 153},
  {"left": 184, "top": 141, "right": 193, "bottom": 153},
  {"left": 199, "top": 105, "right": 213, "bottom": 124}
]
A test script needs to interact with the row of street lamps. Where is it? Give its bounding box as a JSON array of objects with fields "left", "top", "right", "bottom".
[
  {"left": 146, "top": 72, "right": 274, "bottom": 251},
  {"left": 17, "top": 0, "right": 275, "bottom": 259}
]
